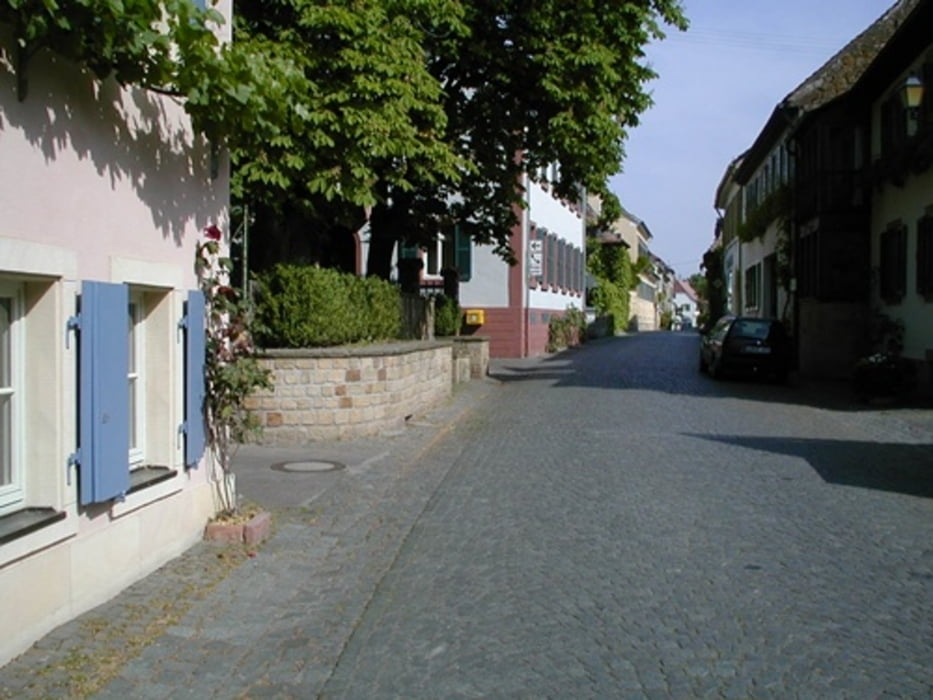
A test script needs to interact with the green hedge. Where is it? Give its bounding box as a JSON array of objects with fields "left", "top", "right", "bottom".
[
  {"left": 433, "top": 294, "right": 462, "bottom": 337},
  {"left": 253, "top": 264, "right": 401, "bottom": 347}
]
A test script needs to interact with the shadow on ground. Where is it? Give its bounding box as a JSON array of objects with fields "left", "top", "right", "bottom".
[
  {"left": 686, "top": 433, "right": 933, "bottom": 499},
  {"left": 489, "top": 332, "right": 933, "bottom": 416}
]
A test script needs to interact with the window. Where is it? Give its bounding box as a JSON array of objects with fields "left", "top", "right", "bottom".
[
  {"left": 77, "top": 282, "right": 202, "bottom": 505},
  {"left": 423, "top": 236, "right": 445, "bottom": 277},
  {"left": 128, "top": 292, "right": 145, "bottom": 467},
  {"left": 744, "top": 263, "right": 761, "bottom": 310},
  {"left": 880, "top": 94, "right": 907, "bottom": 156},
  {"left": 638, "top": 281, "right": 654, "bottom": 302},
  {"left": 880, "top": 223, "right": 907, "bottom": 304},
  {"left": 0, "top": 282, "right": 23, "bottom": 514},
  {"left": 917, "top": 213, "right": 933, "bottom": 300},
  {"left": 418, "top": 226, "right": 472, "bottom": 282}
]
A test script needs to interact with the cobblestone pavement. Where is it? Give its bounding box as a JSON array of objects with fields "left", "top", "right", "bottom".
[
  {"left": 2, "top": 332, "right": 932, "bottom": 698},
  {"left": 324, "top": 333, "right": 933, "bottom": 698}
]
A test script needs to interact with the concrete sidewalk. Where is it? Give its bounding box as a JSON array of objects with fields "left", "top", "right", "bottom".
[{"left": 0, "top": 376, "right": 499, "bottom": 699}]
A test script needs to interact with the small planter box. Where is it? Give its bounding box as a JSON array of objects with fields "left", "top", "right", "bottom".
[{"left": 204, "top": 511, "right": 272, "bottom": 545}]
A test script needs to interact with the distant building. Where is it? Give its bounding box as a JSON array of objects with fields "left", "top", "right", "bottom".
[{"left": 673, "top": 279, "right": 700, "bottom": 329}]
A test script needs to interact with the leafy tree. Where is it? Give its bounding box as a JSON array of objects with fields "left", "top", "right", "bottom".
[
  {"left": 230, "top": 0, "right": 464, "bottom": 215},
  {"left": 364, "top": 0, "right": 689, "bottom": 278},
  {"left": 227, "top": 0, "right": 469, "bottom": 274},
  {"left": 701, "top": 248, "right": 725, "bottom": 329},
  {"left": 688, "top": 272, "right": 708, "bottom": 302}
]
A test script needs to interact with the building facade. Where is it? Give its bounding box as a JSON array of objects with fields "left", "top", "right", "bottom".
[{"left": 0, "top": 8, "right": 227, "bottom": 664}]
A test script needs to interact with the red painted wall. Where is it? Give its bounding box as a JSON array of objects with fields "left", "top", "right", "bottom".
[{"left": 462, "top": 306, "right": 568, "bottom": 358}]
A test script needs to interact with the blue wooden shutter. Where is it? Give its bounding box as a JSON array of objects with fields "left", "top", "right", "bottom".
[
  {"left": 183, "top": 290, "right": 207, "bottom": 467},
  {"left": 455, "top": 225, "right": 472, "bottom": 282},
  {"left": 78, "top": 281, "right": 129, "bottom": 505}
]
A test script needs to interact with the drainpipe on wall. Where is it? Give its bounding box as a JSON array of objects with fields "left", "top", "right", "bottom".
[{"left": 523, "top": 171, "right": 531, "bottom": 357}]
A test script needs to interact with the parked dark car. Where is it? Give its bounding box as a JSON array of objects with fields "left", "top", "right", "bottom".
[{"left": 699, "top": 316, "right": 790, "bottom": 382}]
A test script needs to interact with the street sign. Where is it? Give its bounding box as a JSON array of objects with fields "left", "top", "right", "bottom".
[{"left": 528, "top": 239, "right": 543, "bottom": 277}]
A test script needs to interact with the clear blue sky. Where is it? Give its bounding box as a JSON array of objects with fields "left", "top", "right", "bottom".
[{"left": 609, "top": 0, "right": 897, "bottom": 279}]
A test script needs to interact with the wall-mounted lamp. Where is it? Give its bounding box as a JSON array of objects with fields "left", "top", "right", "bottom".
[
  {"left": 902, "top": 75, "right": 924, "bottom": 113},
  {"left": 901, "top": 75, "right": 925, "bottom": 136}
]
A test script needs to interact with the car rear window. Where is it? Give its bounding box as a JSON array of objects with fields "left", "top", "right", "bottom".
[{"left": 731, "top": 320, "right": 775, "bottom": 339}]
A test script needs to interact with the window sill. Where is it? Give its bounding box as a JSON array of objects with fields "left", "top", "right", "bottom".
[
  {"left": 128, "top": 466, "right": 177, "bottom": 494},
  {"left": 0, "top": 507, "right": 67, "bottom": 546},
  {"left": 112, "top": 466, "right": 182, "bottom": 519},
  {"left": 0, "top": 506, "right": 76, "bottom": 568}
]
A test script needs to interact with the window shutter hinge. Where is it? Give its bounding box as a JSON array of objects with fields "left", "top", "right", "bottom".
[
  {"left": 66, "top": 314, "right": 80, "bottom": 349},
  {"left": 178, "top": 311, "right": 189, "bottom": 343},
  {"left": 66, "top": 451, "right": 80, "bottom": 485}
]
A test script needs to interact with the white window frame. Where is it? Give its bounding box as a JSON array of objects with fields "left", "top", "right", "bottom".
[
  {"left": 0, "top": 280, "right": 24, "bottom": 513},
  {"left": 423, "top": 234, "right": 448, "bottom": 278},
  {"left": 128, "top": 290, "right": 146, "bottom": 468}
]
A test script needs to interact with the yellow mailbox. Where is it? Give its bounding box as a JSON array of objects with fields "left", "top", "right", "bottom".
[{"left": 464, "top": 309, "right": 485, "bottom": 326}]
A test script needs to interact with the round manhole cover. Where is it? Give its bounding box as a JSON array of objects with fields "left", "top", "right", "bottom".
[{"left": 272, "top": 460, "right": 345, "bottom": 473}]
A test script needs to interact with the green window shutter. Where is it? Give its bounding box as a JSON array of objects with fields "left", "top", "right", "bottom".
[
  {"left": 399, "top": 242, "right": 419, "bottom": 260},
  {"left": 455, "top": 225, "right": 472, "bottom": 282}
]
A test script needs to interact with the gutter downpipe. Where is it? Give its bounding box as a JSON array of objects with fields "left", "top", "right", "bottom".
[{"left": 523, "top": 171, "right": 531, "bottom": 357}]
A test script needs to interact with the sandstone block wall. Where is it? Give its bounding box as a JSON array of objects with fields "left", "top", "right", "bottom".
[{"left": 245, "top": 342, "right": 455, "bottom": 443}]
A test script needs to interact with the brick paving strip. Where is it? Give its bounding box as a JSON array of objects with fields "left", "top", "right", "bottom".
[{"left": 0, "top": 379, "right": 495, "bottom": 700}]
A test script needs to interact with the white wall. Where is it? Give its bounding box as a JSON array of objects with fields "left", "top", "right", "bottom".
[
  {"left": 460, "top": 243, "right": 510, "bottom": 308},
  {"left": 528, "top": 183, "right": 584, "bottom": 250},
  {"left": 870, "top": 167, "right": 933, "bottom": 359},
  {"left": 870, "top": 58, "right": 933, "bottom": 361}
]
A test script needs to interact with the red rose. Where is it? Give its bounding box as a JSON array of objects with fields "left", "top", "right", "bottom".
[{"left": 204, "top": 225, "right": 222, "bottom": 241}]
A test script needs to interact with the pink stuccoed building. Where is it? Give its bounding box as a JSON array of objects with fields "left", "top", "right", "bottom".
[{"left": 0, "top": 3, "right": 231, "bottom": 664}]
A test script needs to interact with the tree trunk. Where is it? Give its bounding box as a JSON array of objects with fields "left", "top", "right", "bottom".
[{"left": 366, "top": 195, "right": 415, "bottom": 280}]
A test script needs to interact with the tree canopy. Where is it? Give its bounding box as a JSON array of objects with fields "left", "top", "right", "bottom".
[{"left": 364, "top": 0, "right": 688, "bottom": 276}]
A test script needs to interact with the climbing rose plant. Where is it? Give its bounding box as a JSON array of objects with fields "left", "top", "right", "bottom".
[{"left": 195, "top": 225, "right": 272, "bottom": 513}]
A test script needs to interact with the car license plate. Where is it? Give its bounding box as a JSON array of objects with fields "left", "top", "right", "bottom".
[{"left": 745, "top": 345, "right": 771, "bottom": 354}]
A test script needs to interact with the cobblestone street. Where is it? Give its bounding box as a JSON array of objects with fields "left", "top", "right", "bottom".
[
  {"left": 322, "top": 333, "right": 933, "bottom": 697},
  {"left": 3, "top": 332, "right": 932, "bottom": 698}
]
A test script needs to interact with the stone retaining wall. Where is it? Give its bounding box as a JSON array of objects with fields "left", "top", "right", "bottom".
[{"left": 246, "top": 341, "right": 460, "bottom": 443}]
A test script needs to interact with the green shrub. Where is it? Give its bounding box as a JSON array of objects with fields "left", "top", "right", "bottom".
[
  {"left": 254, "top": 264, "right": 401, "bottom": 347},
  {"left": 434, "top": 294, "right": 462, "bottom": 337},
  {"left": 546, "top": 306, "right": 587, "bottom": 352},
  {"left": 586, "top": 237, "right": 633, "bottom": 334}
]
